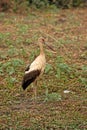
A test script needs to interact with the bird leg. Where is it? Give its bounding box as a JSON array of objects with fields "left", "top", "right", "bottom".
[{"left": 32, "top": 80, "right": 37, "bottom": 101}]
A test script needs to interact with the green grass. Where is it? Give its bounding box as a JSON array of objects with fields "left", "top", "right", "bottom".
[{"left": 0, "top": 8, "right": 87, "bottom": 129}]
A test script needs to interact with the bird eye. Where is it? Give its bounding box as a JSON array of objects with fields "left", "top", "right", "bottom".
[{"left": 42, "top": 38, "right": 45, "bottom": 43}]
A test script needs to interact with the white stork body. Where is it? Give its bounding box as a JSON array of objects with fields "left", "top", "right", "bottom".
[
  {"left": 25, "top": 53, "right": 46, "bottom": 75},
  {"left": 22, "top": 38, "right": 46, "bottom": 97}
]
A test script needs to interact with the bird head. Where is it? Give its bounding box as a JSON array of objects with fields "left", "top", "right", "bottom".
[
  {"left": 38, "top": 37, "right": 45, "bottom": 44},
  {"left": 38, "top": 37, "right": 56, "bottom": 53}
]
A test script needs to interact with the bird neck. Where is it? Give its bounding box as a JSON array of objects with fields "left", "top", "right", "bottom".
[{"left": 39, "top": 42, "right": 44, "bottom": 55}]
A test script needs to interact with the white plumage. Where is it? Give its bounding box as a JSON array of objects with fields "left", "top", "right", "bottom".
[
  {"left": 25, "top": 53, "right": 46, "bottom": 74},
  {"left": 22, "top": 37, "right": 46, "bottom": 99},
  {"left": 22, "top": 37, "right": 55, "bottom": 98}
]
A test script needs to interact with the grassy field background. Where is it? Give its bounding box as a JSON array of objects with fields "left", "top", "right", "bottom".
[{"left": 0, "top": 8, "right": 87, "bottom": 129}]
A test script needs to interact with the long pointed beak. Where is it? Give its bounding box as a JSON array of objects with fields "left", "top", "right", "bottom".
[{"left": 45, "top": 42, "right": 56, "bottom": 54}]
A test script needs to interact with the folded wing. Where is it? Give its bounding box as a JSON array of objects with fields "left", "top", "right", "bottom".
[{"left": 22, "top": 69, "right": 41, "bottom": 90}]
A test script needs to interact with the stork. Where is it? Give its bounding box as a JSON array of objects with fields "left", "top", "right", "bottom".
[{"left": 22, "top": 37, "right": 55, "bottom": 99}]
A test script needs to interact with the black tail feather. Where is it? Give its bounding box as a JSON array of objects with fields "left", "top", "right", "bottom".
[{"left": 22, "top": 70, "right": 40, "bottom": 90}]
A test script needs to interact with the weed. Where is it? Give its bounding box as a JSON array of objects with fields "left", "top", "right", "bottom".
[
  {"left": 6, "top": 76, "right": 17, "bottom": 88},
  {"left": 59, "top": 38, "right": 70, "bottom": 44},
  {"left": 55, "top": 56, "right": 71, "bottom": 79},
  {"left": 6, "top": 66, "right": 15, "bottom": 75},
  {"left": 25, "top": 38, "right": 32, "bottom": 45},
  {"left": 6, "top": 39, "right": 12, "bottom": 46},
  {"left": 0, "top": 62, "right": 3, "bottom": 75},
  {"left": 46, "top": 92, "right": 61, "bottom": 102},
  {"left": 29, "top": 50, "right": 37, "bottom": 62},
  {"left": 79, "top": 76, "right": 87, "bottom": 89},
  {"left": 1, "top": 59, "right": 24, "bottom": 78},
  {"left": 11, "top": 59, "right": 24, "bottom": 68},
  {"left": 15, "top": 37, "right": 24, "bottom": 44},
  {"left": 19, "top": 48, "right": 27, "bottom": 57},
  {"left": 43, "top": 83, "right": 61, "bottom": 102},
  {"left": 45, "top": 63, "right": 53, "bottom": 74},
  {"left": 0, "top": 53, "right": 7, "bottom": 60},
  {"left": 16, "top": 24, "right": 29, "bottom": 35},
  {"left": 0, "top": 12, "right": 5, "bottom": 18},
  {"left": 0, "top": 32, "right": 11, "bottom": 45},
  {"left": 82, "top": 65, "right": 87, "bottom": 71},
  {"left": 58, "top": 63, "right": 71, "bottom": 73},
  {"left": 0, "top": 33, "right": 4, "bottom": 40},
  {"left": 7, "top": 46, "right": 18, "bottom": 57}
]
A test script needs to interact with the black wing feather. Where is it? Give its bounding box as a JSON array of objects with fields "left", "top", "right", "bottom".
[{"left": 22, "top": 70, "right": 41, "bottom": 90}]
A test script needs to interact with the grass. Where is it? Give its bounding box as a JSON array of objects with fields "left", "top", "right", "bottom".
[{"left": 0, "top": 8, "right": 87, "bottom": 129}]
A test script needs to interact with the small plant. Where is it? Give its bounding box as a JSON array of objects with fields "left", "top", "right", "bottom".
[
  {"left": 82, "top": 65, "right": 87, "bottom": 71},
  {"left": 0, "top": 33, "right": 4, "bottom": 40},
  {"left": 5, "top": 39, "right": 12, "bottom": 45},
  {"left": 55, "top": 56, "right": 71, "bottom": 79},
  {"left": 58, "top": 38, "right": 72, "bottom": 45},
  {"left": 78, "top": 65, "right": 87, "bottom": 89},
  {"left": 28, "top": 0, "right": 49, "bottom": 8},
  {"left": 0, "top": 32, "right": 11, "bottom": 45},
  {"left": 0, "top": 62, "right": 3, "bottom": 75},
  {"left": 19, "top": 48, "right": 27, "bottom": 57},
  {"left": 17, "top": 24, "right": 28, "bottom": 35},
  {"left": 6, "top": 66, "right": 15, "bottom": 75},
  {"left": 2, "top": 61, "right": 13, "bottom": 76},
  {"left": 15, "top": 37, "right": 24, "bottom": 44},
  {"left": 73, "top": 0, "right": 82, "bottom": 7},
  {"left": 6, "top": 76, "right": 17, "bottom": 88},
  {"left": 1, "top": 59, "right": 24, "bottom": 77},
  {"left": 11, "top": 59, "right": 24, "bottom": 68},
  {"left": 45, "top": 92, "right": 62, "bottom": 102},
  {"left": 0, "top": 12, "right": 5, "bottom": 18},
  {"left": 7, "top": 46, "right": 18, "bottom": 57},
  {"left": 43, "top": 83, "right": 61, "bottom": 102},
  {"left": 29, "top": 50, "right": 37, "bottom": 62},
  {"left": 58, "top": 63, "right": 71, "bottom": 73},
  {"left": 45, "top": 63, "right": 53, "bottom": 74},
  {"left": 25, "top": 38, "right": 32, "bottom": 45},
  {"left": 79, "top": 76, "right": 87, "bottom": 89}
]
